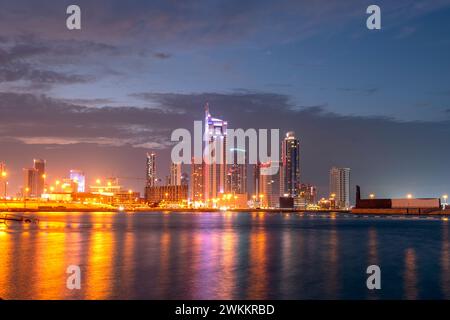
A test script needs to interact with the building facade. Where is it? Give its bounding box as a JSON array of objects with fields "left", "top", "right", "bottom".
[
  {"left": 146, "top": 185, "right": 188, "bottom": 204},
  {"left": 203, "top": 104, "right": 227, "bottom": 204},
  {"left": 33, "top": 159, "right": 46, "bottom": 196},
  {"left": 329, "top": 167, "right": 351, "bottom": 209},
  {"left": 280, "top": 131, "right": 300, "bottom": 197},
  {"left": 146, "top": 152, "right": 157, "bottom": 188},
  {"left": 170, "top": 162, "right": 181, "bottom": 186}
]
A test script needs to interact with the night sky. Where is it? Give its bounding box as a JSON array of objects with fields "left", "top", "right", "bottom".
[{"left": 0, "top": 0, "right": 450, "bottom": 199}]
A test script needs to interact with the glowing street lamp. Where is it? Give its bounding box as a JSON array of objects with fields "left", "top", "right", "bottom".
[
  {"left": 407, "top": 194, "right": 413, "bottom": 199},
  {"left": 369, "top": 194, "right": 375, "bottom": 199}
]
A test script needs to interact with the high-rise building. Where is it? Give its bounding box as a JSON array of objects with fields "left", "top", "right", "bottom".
[
  {"left": 69, "top": 169, "right": 85, "bottom": 193},
  {"left": 226, "top": 149, "right": 247, "bottom": 195},
  {"left": 33, "top": 159, "right": 46, "bottom": 196},
  {"left": 253, "top": 162, "right": 261, "bottom": 198},
  {"left": 23, "top": 167, "right": 38, "bottom": 198},
  {"left": 280, "top": 131, "right": 300, "bottom": 197},
  {"left": 146, "top": 152, "right": 156, "bottom": 187},
  {"left": 329, "top": 167, "right": 351, "bottom": 209},
  {"left": 297, "top": 183, "right": 318, "bottom": 209},
  {"left": 259, "top": 161, "right": 280, "bottom": 208},
  {"left": 170, "top": 162, "right": 182, "bottom": 186},
  {"left": 203, "top": 103, "right": 227, "bottom": 204},
  {"left": 190, "top": 157, "right": 203, "bottom": 203}
]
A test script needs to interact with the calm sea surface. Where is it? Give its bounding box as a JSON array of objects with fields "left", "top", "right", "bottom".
[{"left": 1, "top": 211, "right": 449, "bottom": 300}]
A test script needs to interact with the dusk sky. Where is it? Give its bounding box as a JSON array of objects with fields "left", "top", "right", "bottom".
[{"left": 1, "top": 0, "right": 450, "bottom": 199}]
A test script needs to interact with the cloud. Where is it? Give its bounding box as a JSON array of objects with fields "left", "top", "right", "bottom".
[
  {"left": 337, "top": 87, "right": 379, "bottom": 95},
  {"left": 153, "top": 52, "right": 172, "bottom": 59}
]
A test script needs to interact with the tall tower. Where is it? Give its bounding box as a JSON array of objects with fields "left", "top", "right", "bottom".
[
  {"left": 329, "top": 167, "right": 351, "bottom": 209},
  {"left": 146, "top": 152, "right": 156, "bottom": 187},
  {"left": 259, "top": 161, "right": 281, "bottom": 208},
  {"left": 280, "top": 131, "right": 300, "bottom": 197},
  {"left": 170, "top": 162, "right": 181, "bottom": 186},
  {"left": 203, "top": 103, "right": 227, "bottom": 204},
  {"left": 226, "top": 148, "right": 247, "bottom": 194},
  {"left": 23, "top": 167, "right": 38, "bottom": 198},
  {"left": 190, "top": 157, "right": 204, "bottom": 203},
  {"left": 33, "top": 159, "right": 46, "bottom": 196}
]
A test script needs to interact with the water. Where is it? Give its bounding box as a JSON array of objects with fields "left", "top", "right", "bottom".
[{"left": 0, "top": 211, "right": 449, "bottom": 300}]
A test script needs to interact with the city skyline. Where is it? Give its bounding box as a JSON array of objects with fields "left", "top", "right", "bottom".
[{"left": 0, "top": 1, "right": 449, "bottom": 199}]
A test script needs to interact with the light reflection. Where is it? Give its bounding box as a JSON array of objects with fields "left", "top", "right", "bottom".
[
  {"left": 247, "top": 227, "right": 268, "bottom": 299},
  {"left": 441, "top": 224, "right": 450, "bottom": 298},
  {"left": 404, "top": 248, "right": 418, "bottom": 300}
]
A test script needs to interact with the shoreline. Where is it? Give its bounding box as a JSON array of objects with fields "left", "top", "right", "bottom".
[{"left": 2, "top": 207, "right": 450, "bottom": 215}]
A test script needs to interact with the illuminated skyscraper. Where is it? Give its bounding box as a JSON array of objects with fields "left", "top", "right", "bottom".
[
  {"left": 226, "top": 148, "right": 247, "bottom": 195},
  {"left": 69, "top": 169, "right": 85, "bottom": 193},
  {"left": 280, "top": 131, "right": 300, "bottom": 197},
  {"left": 329, "top": 167, "right": 351, "bottom": 209},
  {"left": 259, "top": 161, "right": 281, "bottom": 208},
  {"left": 146, "top": 152, "right": 156, "bottom": 187},
  {"left": 203, "top": 103, "right": 227, "bottom": 203},
  {"left": 170, "top": 162, "right": 181, "bottom": 186},
  {"left": 190, "top": 157, "right": 204, "bottom": 203},
  {"left": 33, "top": 159, "right": 46, "bottom": 196}
]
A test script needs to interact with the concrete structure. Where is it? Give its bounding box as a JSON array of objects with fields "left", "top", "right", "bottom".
[{"left": 329, "top": 167, "right": 350, "bottom": 209}]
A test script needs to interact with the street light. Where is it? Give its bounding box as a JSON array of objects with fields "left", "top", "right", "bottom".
[
  {"left": 407, "top": 194, "right": 413, "bottom": 199},
  {"left": 369, "top": 194, "right": 375, "bottom": 199}
]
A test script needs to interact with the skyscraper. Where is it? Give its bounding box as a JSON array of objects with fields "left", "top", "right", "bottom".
[
  {"left": 226, "top": 149, "right": 247, "bottom": 195},
  {"left": 329, "top": 167, "right": 351, "bottom": 209},
  {"left": 170, "top": 162, "right": 182, "bottom": 186},
  {"left": 203, "top": 103, "right": 227, "bottom": 204},
  {"left": 190, "top": 157, "right": 203, "bottom": 203},
  {"left": 23, "top": 167, "right": 38, "bottom": 198},
  {"left": 280, "top": 131, "right": 300, "bottom": 197},
  {"left": 259, "top": 161, "right": 280, "bottom": 208},
  {"left": 33, "top": 159, "right": 46, "bottom": 196},
  {"left": 146, "top": 152, "right": 156, "bottom": 187},
  {"left": 253, "top": 162, "right": 261, "bottom": 198},
  {"left": 69, "top": 169, "right": 86, "bottom": 193}
]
